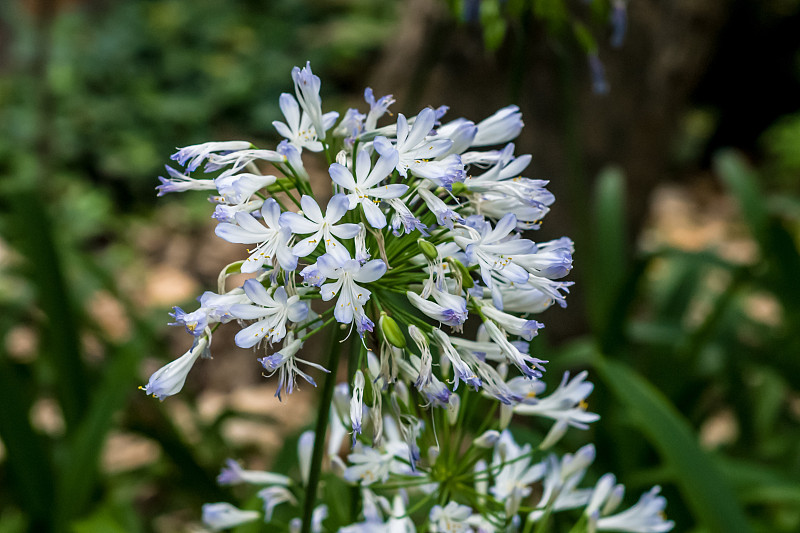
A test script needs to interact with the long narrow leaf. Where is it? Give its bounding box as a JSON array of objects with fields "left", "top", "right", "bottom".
[{"left": 595, "top": 356, "right": 753, "bottom": 533}]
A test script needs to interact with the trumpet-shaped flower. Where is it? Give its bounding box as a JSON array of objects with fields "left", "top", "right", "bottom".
[
  {"left": 594, "top": 486, "right": 674, "bottom": 533},
  {"left": 171, "top": 140, "right": 251, "bottom": 172},
  {"left": 142, "top": 337, "right": 208, "bottom": 400},
  {"left": 202, "top": 502, "right": 260, "bottom": 531}
]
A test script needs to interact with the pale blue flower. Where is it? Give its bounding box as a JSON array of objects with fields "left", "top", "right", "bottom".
[
  {"left": 374, "top": 108, "right": 452, "bottom": 178},
  {"left": 406, "top": 289, "right": 467, "bottom": 329},
  {"left": 217, "top": 458, "right": 291, "bottom": 486},
  {"left": 350, "top": 370, "right": 365, "bottom": 445},
  {"left": 594, "top": 486, "right": 674, "bottom": 533},
  {"left": 291, "top": 61, "right": 338, "bottom": 141},
  {"left": 273, "top": 92, "right": 337, "bottom": 152},
  {"left": 329, "top": 148, "right": 404, "bottom": 229},
  {"left": 258, "top": 335, "right": 329, "bottom": 400},
  {"left": 215, "top": 198, "right": 297, "bottom": 273},
  {"left": 589, "top": 53, "right": 609, "bottom": 95},
  {"left": 432, "top": 328, "right": 482, "bottom": 391},
  {"left": 230, "top": 280, "right": 308, "bottom": 347},
  {"left": 314, "top": 252, "right": 387, "bottom": 336},
  {"left": 204, "top": 148, "right": 286, "bottom": 176},
  {"left": 214, "top": 172, "right": 276, "bottom": 204},
  {"left": 472, "top": 105, "right": 523, "bottom": 147},
  {"left": 171, "top": 140, "right": 251, "bottom": 172},
  {"left": 364, "top": 87, "right": 395, "bottom": 132},
  {"left": 142, "top": 337, "right": 208, "bottom": 400},
  {"left": 437, "top": 118, "right": 478, "bottom": 155},
  {"left": 513, "top": 371, "right": 600, "bottom": 430},
  {"left": 610, "top": 0, "right": 628, "bottom": 48},
  {"left": 202, "top": 502, "right": 259, "bottom": 531},
  {"left": 156, "top": 166, "right": 217, "bottom": 196},
  {"left": 279, "top": 193, "right": 360, "bottom": 258}
]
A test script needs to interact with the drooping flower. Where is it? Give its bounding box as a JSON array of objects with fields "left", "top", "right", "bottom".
[{"left": 141, "top": 337, "right": 208, "bottom": 400}]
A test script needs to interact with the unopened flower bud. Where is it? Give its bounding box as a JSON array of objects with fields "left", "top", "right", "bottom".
[
  {"left": 379, "top": 313, "right": 406, "bottom": 348},
  {"left": 417, "top": 238, "right": 439, "bottom": 261}
]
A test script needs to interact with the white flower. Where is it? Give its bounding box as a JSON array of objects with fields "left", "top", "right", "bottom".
[
  {"left": 171, "top": 140, "right": 252, "bottom": 172},
  {"left": 472, "top": 105, "right": 523, "bottom": 146},
  {"left": 350, "top": 370, "right": 366, "bottom": 445},
  {"left": 513, "top": 371, "right": 600, "bottom": 430},
  {"left": 258, "top": 486, "right": 297, "bottom": 522},
  {"left": 141, "top": 337, "right": 208, "bottom": 400},
  {"left": 156, "top": 165, "right": 217, "bottom": 196},
  {"left": 230, "top": 280, "right": 308, "bottom": 347},
  {"left": 291, "top": 61, "right": 338, "bottom": 141},
  {"left": 374, "top": 108, "right": 452, "bottom": 178},
  {"left": 273, "top": 93, "right": 337, "bottom": 152},
  {"left": 298, "top": 430, "right": 315, "bottom": 483},
  {"left": 343, "top": 443, "right": 408, "bottom": 486},
  {"left": 311, "top": 252, "right": 387, "bottom": 336},
  {"left": 202, "top": 502, "right": 259, "bottom": 531},
  {"left": 594, "top": 486, "right": 674, "bottom": 533},
  {"left": 455, "top": 214, "right": 534, "bottom": 300},
  {"left": 407, "top": 288, "right": 467, "bottom": 329},
  {"left": 214, "top": 172, "right": 277, "bottom": 204},
  {"left": 280, "top": 193, "right": 361, "bottom": 258},
  {"left": 216, "top": 458, "right": 291, "bottom": 486},
  {"left": 329, "top": 148, "right": 404, "bottom": 229},
  {"left": 258, "top": 336, "right": 329, "bottom": 400},
  {"left": 489, "top": 430, "right": 546, "bottom": 516},
  {"left": 429, "top": 502, "right": 475, "bottom": 533},
  {"left": 481, "top": 320, "right": 547, "bottom": 379},
  {"left": 215, "top": 198, "right": 297, "bottom": 273}
]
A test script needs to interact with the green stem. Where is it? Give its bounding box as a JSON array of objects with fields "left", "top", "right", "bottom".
[{"left": 300, "top": 328, "right": 343, "bottom": 533}]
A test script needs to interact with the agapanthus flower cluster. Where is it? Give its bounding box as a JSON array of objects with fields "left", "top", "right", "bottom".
[{"left": 144, "top": 62, "right": 672, "bottom": 533}]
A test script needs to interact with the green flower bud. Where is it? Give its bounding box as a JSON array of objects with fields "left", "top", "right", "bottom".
[
  {"left": 417, "top": 239, "right": 439, "bottom": 262},
  {"left": 379, "top": 313, "right": 406, "bottom": 348}
]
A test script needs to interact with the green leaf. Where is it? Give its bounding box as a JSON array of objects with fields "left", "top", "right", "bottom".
[
  {"left": 720, "top": 458, "right": 800, "bottom": 506},
  {"left": 715, "top": 150, "right": 768, "bottom": 241},
  {"left": 480, "top": 0, "right": 507, "bottom": 50},
  {"left": 55, "top": 340, "right": 141, "bottom": 525},
  {"left": 585, "top": 167, "right": 627, "bottom": 334},
  {"left": 595, "top": 356, "right": 754, "bottom": 533},
  {"left": 0, "top": 356, "right": 55, "bottom": 529}
]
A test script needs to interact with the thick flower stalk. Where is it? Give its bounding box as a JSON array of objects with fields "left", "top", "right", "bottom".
[{"left": 145, "top": 63, "right": 672, "bottom": 533}]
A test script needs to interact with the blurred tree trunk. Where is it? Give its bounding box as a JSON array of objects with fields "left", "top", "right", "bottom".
[{"left": 370, "top": 0, "right": 729, "bottom": 339}]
